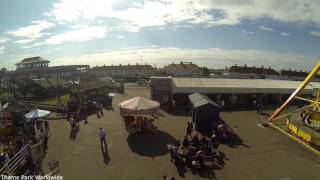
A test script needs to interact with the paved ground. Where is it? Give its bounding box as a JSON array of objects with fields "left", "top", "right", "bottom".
[{"left": 43, "top": 86, "right": 320, "bottom": 180}]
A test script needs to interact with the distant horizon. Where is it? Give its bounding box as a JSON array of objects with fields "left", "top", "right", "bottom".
[{"left": 7, "top": 55, "right": 318, "bottom": 72}]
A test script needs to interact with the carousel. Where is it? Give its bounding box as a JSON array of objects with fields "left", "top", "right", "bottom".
[{"left": 119, "top": 97, "right": 160, "bottom": 133}]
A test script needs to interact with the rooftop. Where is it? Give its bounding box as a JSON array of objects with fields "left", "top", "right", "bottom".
[
  {"left": 189, "top": 93, "right": 220, "bottom": 108},
  {"left": 280, "top": 69, "right": 320, "bottom": 78},
  {"left": 228, "top": 65, "right": 279, "bottom": 75},
  {"left": 15, "top": 56, "right": 50, "bottom": 65},
  {"left": 91, "top": 64, "right": 154, "bottom": 71},
  {"left": 171, "top": 77, "right": 320, "bottom": 94},
  {"left": 164, "top": 62, "right": 201, "bottom": 72}
]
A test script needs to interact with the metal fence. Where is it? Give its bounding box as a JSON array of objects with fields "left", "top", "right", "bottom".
[{"left": 0, "top": 142, "right": 31, "bottom": 175}]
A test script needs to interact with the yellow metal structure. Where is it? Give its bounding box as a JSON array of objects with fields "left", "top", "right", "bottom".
[
  {"left": 268, "top": 62, "right": 320, "bottom": 122},
  {"left": 268, "top": 61, "right": 320, "bottom": 150}
]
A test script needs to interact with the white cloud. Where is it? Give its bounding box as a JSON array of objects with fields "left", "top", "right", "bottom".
[
  {"left": 45, "top": 26, "right": 107, "bottom": 45},
  {"left": 45, "top": 0, "right": 320, "bottom": 32},
  {"left": 241, "top": 30, "right": 254, "bottom": 35},
  {"left": 0, "top": 37, "right": 10, "bottom": 44},
  {"left": 14, "top": 39, "right": 37, "bottom": 44},
  {"left": 0, "top": 46, "right": 5, "bottom": 54},
  {"left": 8, "top": 20, "right": 55, "bottom": 39},
  {"left": 116, "top": 35, "right": 125, "bottom": 39},
  {"left": 51, "top": 46, "right": 317, "bottom": 71},
  {"left": 281, "top": 32, "right": 290, "bottom": 36},
  {"left": 310, "top": 31, "right": 320, "bottom": 37},
  {"left": 260, "top": 25, "right": 273, "bottom": 31}
]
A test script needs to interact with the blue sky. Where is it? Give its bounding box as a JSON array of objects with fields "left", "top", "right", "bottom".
[{"left": 0, "top": 0, "right": 319, "bottom": 71}]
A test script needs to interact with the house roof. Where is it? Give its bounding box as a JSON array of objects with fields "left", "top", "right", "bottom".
[
  {"left": 164, "top": 62, "right": 200, "bottom": 72},
  {"left": 279, "top": 69, "right": 319, "bottom": 78},
  {"left": 228, "top": 65, "right": 279, "bottom": 75},
  {"left": 33, "top": 77, "right": 70, "bottom": 89},
  {"left": 33, "top": 78, "right": 52, "bottom": 88},
  {"left": 15, "top": 56, "right": 50, "bottom": 65},
  {"left": 188, "top": 93, "right": 220, "bottom": 109},
  {"left": 91, "top": 64, "right": 154, "bottom": 71}
]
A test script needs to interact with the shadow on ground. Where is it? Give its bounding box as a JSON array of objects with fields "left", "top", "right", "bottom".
[
  {"left": 127, "top": 130, "right": 178, "bottom": 157},
  {"left": 219, "top": 134, "right": 251, "bottom": 149},
  {"left": 101, "top": 148, "right": 111, "bottom": 165}
]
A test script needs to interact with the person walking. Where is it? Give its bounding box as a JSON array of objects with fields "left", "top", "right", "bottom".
[
  {"left": 186, "top": 122, "right": 193, "bottom": 137},
  {"left": 99, "top": 127, "right": 107, "bottom": 150},
  {"left": 96, "top": 103, "right": 100, "bottom": 119},
  {"left": 221, "top": 99, "right": 225, "bottom": 111},
  {"left": 44, "top": 119, "right": 51, "bottom": 136},
  {"left": 99, "top": 103, "right": 104, "bottom": 117},
  {"left": 257, "top": 101, "right": 263, "bottom": 114}
]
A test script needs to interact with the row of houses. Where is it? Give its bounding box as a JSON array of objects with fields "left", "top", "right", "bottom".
[
  {"left": 0, "top": 56, "right": 317, "bottom": 82},
  {"left": 224, "top": 64, "right": 320, "bottom": 81},
  {"left": 89, "top": 63, "right": 155, "bottom": 78}
]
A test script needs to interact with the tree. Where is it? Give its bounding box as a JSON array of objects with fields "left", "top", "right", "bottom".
[{"left": 201, "top": 67, "right": 210, "bottom": 76}]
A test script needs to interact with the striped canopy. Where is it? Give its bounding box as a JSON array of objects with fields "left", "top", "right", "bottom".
[{"left": 119, "top": 97, "right": 160, "bottom": 115}]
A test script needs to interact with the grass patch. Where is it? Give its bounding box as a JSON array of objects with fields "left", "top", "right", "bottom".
[{"left": 40, "top": 94, "right": 70, "bottom": 105}]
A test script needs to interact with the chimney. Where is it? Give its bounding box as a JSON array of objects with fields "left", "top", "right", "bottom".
[
  {"left": 120, "top": 63, "right": 121, "bottom": 67},
  {"left": 225, "top": 66, "right": 227, "bottom": 71},
  {"left": 300, "top": 69, "right": 302, "bottom": 72}
]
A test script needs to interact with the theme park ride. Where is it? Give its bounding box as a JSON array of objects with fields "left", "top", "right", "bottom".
[{"left": 268, "top": 62, "right": 320, "bottom": 153}]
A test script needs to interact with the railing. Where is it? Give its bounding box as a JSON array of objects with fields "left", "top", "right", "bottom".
[
  {"left": 8, "top": 99, "right": 60, "bottom": 112},
  {"left": 0, "top": 142, "right": 31, "bottom": 175}
]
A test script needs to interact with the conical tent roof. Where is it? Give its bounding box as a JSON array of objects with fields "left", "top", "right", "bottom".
[
  {"left": 25, "top": 109, "right": 51, "bottom": 119},
  {"left": 119, "top": 97, "right": 160, "bottom": 115}
]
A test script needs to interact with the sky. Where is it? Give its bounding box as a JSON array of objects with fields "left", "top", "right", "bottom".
[{"left": 0, "top": 0, "right": 320, "bottom": 71}]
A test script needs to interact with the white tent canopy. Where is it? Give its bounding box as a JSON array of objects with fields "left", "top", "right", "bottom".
[
  {"left": 25, "top": 109, "right": 51, "bottom": 119},
  {"left": 119, "top": 97, "right": 160, "bottom": 115}
]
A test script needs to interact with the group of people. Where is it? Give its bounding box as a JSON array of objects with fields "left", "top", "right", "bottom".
[
  {"left": 0, "top": 136, "right": 27, "bottom": 167},
  {"left": 124, "top": 115, "right": 156, "bottom": 133},
  {"left": 0, "top": 135, "right": 35, "bottom": 167},
  {"left": 34, "top": 118, "right": 51, "bottom": 150},
  {"left": 167, "top": 122, "right": 217, "bottom": 174}
]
